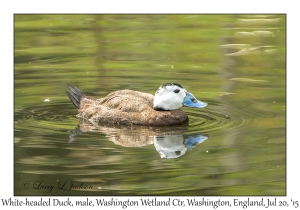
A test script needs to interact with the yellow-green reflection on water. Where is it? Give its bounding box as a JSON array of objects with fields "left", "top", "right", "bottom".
[{"left": 14, "top": 14, "right": 285, "bottom": 195}]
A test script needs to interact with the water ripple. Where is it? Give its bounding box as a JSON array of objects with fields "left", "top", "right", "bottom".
[{"left": 185, "top": 99, "right": 276, "bottom": 135}]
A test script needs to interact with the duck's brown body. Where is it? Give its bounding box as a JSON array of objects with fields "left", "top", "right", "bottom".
[{"left": 66, "top": 85, "right": 188, "bottom": 126}]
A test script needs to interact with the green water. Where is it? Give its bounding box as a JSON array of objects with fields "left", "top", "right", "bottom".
[{"left": 14, "top": 14, "right": 286, "bottom": 196}]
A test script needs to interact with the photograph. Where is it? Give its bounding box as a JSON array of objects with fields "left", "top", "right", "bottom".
[{"left": 14, "top": 14, "right": 286, "bottom": 197}]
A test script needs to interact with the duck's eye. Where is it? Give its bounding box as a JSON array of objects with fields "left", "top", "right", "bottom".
[
  {"left": 191, "top": 98, "right": 197, "bottom": 103},
  {"left": 174, "top": 89, "right": 180, "bottom": 93}
]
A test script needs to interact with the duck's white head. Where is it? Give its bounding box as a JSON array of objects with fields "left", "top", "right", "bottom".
[{"left": 153, "top": 83, "right": 207, "bottom": 111}]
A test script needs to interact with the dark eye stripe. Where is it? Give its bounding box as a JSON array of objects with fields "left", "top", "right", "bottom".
[{"left": 174, "top": 89, "right": 180, "bottom": 93}]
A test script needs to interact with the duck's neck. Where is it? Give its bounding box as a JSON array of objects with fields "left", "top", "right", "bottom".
[{"left": 153, "top": 106, "right": 169, "bottom": 111}]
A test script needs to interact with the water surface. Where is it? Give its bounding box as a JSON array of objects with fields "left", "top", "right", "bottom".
[{"left": 14, "top": 14, "right": 286, "bottom": 195}]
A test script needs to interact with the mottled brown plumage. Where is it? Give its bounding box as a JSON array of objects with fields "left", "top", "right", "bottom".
[{"left": 66, "top": 86, "right": 188, "bottom": 126}]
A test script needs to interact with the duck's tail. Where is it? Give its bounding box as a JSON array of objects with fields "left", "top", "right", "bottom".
[{"left": 66, "top": 84, "right": 85, "bottom": 109}]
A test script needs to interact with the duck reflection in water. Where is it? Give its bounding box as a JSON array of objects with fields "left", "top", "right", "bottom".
[{"left": 68, "top": 119, "right": 208, "bottom": 159}]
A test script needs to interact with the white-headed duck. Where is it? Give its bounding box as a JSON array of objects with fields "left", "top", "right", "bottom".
[{"left": 66, "top": 83, "right": 207, "bottom": 126}]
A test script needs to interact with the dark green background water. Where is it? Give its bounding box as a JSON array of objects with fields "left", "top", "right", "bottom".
[{"left": 14, "top": 14, "right": 286, "bottom": 195}]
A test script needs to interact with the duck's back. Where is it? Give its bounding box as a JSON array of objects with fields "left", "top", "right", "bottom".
[{"left": 78, "top": 90, "right": 188, "bottom": 126}]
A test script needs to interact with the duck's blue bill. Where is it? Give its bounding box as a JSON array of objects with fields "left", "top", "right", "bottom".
[{"left": 183, "top": 92, "right": 207, "bottom": 108}]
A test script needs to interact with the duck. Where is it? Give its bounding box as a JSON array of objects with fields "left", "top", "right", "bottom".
[{"left": 66, "top": 83, "right": 207, "bottom": 126}]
